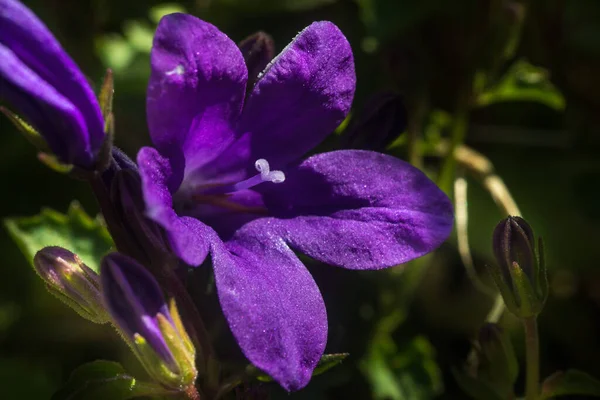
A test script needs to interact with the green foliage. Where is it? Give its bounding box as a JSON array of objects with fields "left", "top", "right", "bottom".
[
  {"left": 541, "top": 370, "right": 600, "bottom": 399},
  {"left": 51, "top": 361, "right": 171, "bottom": 400},
  {"left": 452, "top": 368, "right": 504, "bottom": 400},
  {"left": 476, "top": 60, "right": 565, "bottom": 110},
  {"left": 362, "top": 335, "right": 443, "bottom": 400},
  {"left": 4, "top": 202, "right": 113, "bottom": 273}
]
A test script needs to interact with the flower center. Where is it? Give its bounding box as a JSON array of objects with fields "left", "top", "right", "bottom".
[
  {"left": 202, "top": 158, "right": 285, "bottom": 195},
  {"left": 186, "top": 159, "right": 285, "bottom": 215}
]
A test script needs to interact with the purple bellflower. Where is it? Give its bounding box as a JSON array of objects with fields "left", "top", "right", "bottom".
[
  {"left": 137, "top": 14, "right": 453, "bottom": 390},
  {"left": 101, "top": 252, "right": 197, "bottom": 390},
  {"left": 0, "top": 0, "right": 105, "bottom": 168}
]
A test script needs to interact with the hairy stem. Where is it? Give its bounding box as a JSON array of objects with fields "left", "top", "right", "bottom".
[
  {"left": 183, "top": 385, "right": 202, "bottom": 400},
  {"left": 523, "top": 317, "right": 540, "bottom": 400}
]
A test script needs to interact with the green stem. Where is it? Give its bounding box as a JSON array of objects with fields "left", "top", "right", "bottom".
[
  {"left": 523, "top": 317, "right": 540, "bottom": 400},
  {"left": 406, "top": 93, "right": 428, "bottom": 169},
  {"left": 437, "top": 98, "right": 469, "bottom": 194}
]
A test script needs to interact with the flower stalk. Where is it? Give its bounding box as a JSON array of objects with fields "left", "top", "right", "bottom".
[{"left": 523, "top": 316, "right": 540, "bottom": 400}]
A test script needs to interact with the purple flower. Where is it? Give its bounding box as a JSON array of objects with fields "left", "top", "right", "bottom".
[
  {"left": 101, "top": 252, "right": 196, "bottom": 389},
  {"left": 137, "top": 13, "right": 453, "bottom": 390},
  {"left": 0, "top": 0, "right": 104, "bottom": 168}
]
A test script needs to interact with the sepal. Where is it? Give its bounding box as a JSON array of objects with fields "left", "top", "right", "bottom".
[{"left": 33, "top": 246, "right": 109, "bottom": 323}]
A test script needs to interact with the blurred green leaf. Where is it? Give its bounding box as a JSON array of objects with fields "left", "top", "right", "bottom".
[
  {"left": 4, "top": 202, "right": 113, "bottom": 273},
  {"left": 96, "top": 35, "right": 135, "bottom": 72},
  {"left": 541, "top": 369, "right": 600, "bottom": 399},
  {"left": 451, "top": 368, "right": 505, "bottom": 400},
  {"left": 0, "top": 358, "right": 56, "bottom": 399},
  {"left": 149, "top": 3, "right": 187, "bottom": 25},
  {"left": 123, "top": 21, "right": 154, "bottom": 53},
  {"left": 51, "top": 360, "right": 169, "bottom": 400},
  {"left": 476, "top": 60, "right": 565, "bottom": 110},
  {"left": 362, "top": 335, "right": 443, "bottom": 400}
]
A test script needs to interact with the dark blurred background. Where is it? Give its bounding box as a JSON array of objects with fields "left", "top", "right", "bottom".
[{"left": 1, "top": 0, "right": 600, "bottom": 398}]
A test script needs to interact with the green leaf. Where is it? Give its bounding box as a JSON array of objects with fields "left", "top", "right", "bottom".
[
  {"left": 313, "top": 353, "right": 349, "bottom": 376},
  {"left": 0, "top": 106, "right": 50, "bottom": 153},
  {"left": 4, "top": 202, "right": 113, "bottom": 273},
  {"left": 95, "top": 34, "right": 135, "bottom": 72},
  {"left": 541, "top": 369, "right": 600, "bottom": 399},
  {"left": 476, "top": 60, "right": 565, "bottom": 110},
  {"left": 361, "top": 335, "right": 443, "bottom": 400},
  {"left": 247, "top": 353, "right": 349, "bottom": 382},
  {"left": 52, "top": 360, "right": 172, "bottom": 400},
  {"left": 451, "top": 368, "right": 505, "bottom": 400},
  {"left": 149, "top": 3, "right": 187, "bottom": 25}
]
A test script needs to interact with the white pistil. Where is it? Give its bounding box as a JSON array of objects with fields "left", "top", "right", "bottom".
[{"left": 254, "top": 158, "right": 285, "bottom": 184}]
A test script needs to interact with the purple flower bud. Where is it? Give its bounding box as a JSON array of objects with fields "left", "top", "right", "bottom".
[
  {"left": 493, "top": 216, "right": 536, "bottom": 283},
  {"left": 0, "top": 0, "right": 105, "bottom": 168},
  {"left": 456, "top": 323, "right": 518, "bottom": 400},
  {"left": 33, "top": 246, "right": 109, "bottom": 323},
  {"left": 477, "top": 323, "right": 518, "bottom": 386},
  {"left": 490, "top": 216, "right": 547, "bottom": 317},
  {"left": 101, "top": 253, "right": 196, "bottom": 389},
  {"left": 95, "top": 147, "right": 166, "bottom": 264},
  {"left": 238, "top": 31, "right": 275, "bottom": 92},
  {"left": 342, "top": 91, "right": 407, "bottom": 151},
  {"left": 111, "top": 168, "right": 167, "bottom": 260}
]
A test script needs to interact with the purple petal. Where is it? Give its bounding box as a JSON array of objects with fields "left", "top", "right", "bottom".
[
  {"left": 252, "top": 150, "right": 453, "bottom": 269},
  {"left": 211, "top": 235, "right": 327, "bottom": 391},
  {"left": 147, "top": 13, "right": 247, "bottom": 175},
  {"left": 137, "top": 146, "right": 213, "bottom": 266},
  {"left": 0, "top": 43, "right": 93, "bottom": 166},
  {"left": 0, "top": 0, "right": 104, "bottom": 157},
  {"left": 101, "top": 252, "right": 176, "bottom": 369},
  {"left": 209, "top": 21, "right": 355, "bottom": 179}
]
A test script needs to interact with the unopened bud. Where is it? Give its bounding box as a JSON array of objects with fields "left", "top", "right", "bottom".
[
  {"left": 478, "top": 323, "right": 518, "bottom": 392},
  {"left": 341, "top": 92, "right": 407, "bottom": 151},
  {"left": 33, "top": 246, "right": 109, "bottom": 323},
  {"left": 490, "top": 216, "right": 548, "bottom": 318},
  {"left": 454, "top": 323, "right": 518, "bottom": 400},
  {"left": 101, "top": 253, "right": 196, "bottom": 390},
  {"left": 239, "top": 31, "right": 275, "bottom": 91}
]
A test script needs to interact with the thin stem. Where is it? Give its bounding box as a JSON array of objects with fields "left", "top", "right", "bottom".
[
  {"left": 438, "top": 96, "right": 469, "bottom": 194},
  {"left": 406, "top": 93, "right": 428, "bottom": 169},
  {"left": 454, "top": 175, "right": 496, "bottom": 296},
  {"left": 523, "top": 317, "right": 540, "bottom": 400}
]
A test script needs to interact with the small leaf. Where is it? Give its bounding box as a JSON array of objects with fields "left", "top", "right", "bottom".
[
  {"left": 37, "top": 152, "right": 74, "bottom": 174},
  {"left": 313, "top": 353, "right": 349, "bottom": 376},
  {"left": 541, "top": 369, "right": 600, "bottom": 399},
  {"left": 247, "top": 353, "right": 349, "bottom": 382},
  {"left": 52, "top": 360, "right": 172, "bottom": 400},
  {"left": 0, "top": 106, "right": 50, "bottom": 152},
  {"left": 476, "top": 60, "right": 565, "bottom": 110},
  {"left": 4, "top": 202, "right": 113, "bottom": 273},
  {"left": 452, "top": 368, "right": 505, "bottom": 400},
  {"left": 98, "top": 69, "right": 114, "bottom": 122}
]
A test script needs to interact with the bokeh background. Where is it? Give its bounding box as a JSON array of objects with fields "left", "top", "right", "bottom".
[{"left": 1, "top": 0, "right": 600, "bottom": 398}]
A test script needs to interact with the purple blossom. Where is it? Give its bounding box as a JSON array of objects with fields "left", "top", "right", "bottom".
[
  {"left": 101, "top": 252, "right": 177, "bottom": 370},
  {"left": 137, "top": 13, "right": 453, "bottom": 390},
  {"left": 0, "top": 0, "right": 104, "bottom": 168}
]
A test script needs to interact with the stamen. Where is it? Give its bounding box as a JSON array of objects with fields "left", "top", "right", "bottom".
[
  {"left": 197, "top": 158, "right": 286, "bottom": 196},
  {"left": 254, "top": 158, "right": 285, "bottom": 184}
]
